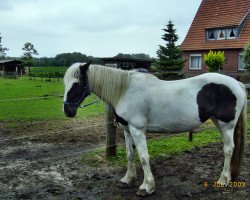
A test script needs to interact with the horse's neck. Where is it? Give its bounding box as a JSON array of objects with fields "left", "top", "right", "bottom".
[{"left": 87, "top": 65, "right": 130, "bottom": 107}]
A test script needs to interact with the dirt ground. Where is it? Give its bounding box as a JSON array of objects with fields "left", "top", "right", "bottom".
[{"left": 0, "top": 117, "right": 249, "bottom": 200}]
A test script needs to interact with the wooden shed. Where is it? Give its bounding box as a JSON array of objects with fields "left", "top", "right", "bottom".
[
  {"left": 101, "top": 57, "right": 152, "bottom": 71},
  {"left": 0, "top": 59, "right": 24, "bottom": 76}
]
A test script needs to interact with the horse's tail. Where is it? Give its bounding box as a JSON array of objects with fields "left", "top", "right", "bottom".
[{"left": 231, "top": 82, "right": 247, "bottom": 179}]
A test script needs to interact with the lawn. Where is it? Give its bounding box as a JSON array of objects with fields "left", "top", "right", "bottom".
[{"left": 0, "top": 77, "right": 105, "bottom": 121}]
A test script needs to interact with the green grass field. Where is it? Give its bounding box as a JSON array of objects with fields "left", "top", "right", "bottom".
[{"left": 0, "top": 77, "right": 104, "bottom": 121}]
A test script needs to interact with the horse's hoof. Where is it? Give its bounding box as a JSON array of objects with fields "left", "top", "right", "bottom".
[
  {"left": 117, "top": 180, "right": 135, "bottom": 188},
  {"left": 117, "top": 181, "right": 129, "bottom": 188},
  {"left": 136, "top": 189, "right": 151, "bottom": 197}
]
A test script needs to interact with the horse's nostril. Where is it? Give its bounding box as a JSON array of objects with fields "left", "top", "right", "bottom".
[
  {"left": 64, "top": 105, "right": 77, "bottom": 118},
  {"left": 66, "top": 111, "right": 76, "bottom": 117}
]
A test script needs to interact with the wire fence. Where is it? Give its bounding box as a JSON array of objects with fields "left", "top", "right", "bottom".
[{"left": 0, "top": 95, "right": 62, "bottom": 102}]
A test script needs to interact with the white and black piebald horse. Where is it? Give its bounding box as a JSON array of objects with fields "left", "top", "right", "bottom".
[{"left": 63, "top": 61, "right": 247, "bottom": 196}]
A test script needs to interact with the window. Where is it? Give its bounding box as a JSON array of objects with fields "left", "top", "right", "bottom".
[
  {"left": 238, "top": 53, "right": 245, "bottom": 70},
  {"left": 217, "top": 30, "right": 226, "bottom": 40},
  {"left": 189, "top": 54, "right": 202, "bottom": 70},
  {"left": 206, "top": 27, "right": 238, "bottom": 40},
  {"left": 227, "top": 28, "right": 236, "bottom": 39},
  {"left": 207, "top": 30, "right": 215, "bottom": 40}
]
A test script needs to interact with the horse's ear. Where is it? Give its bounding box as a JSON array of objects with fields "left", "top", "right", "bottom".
[{"left": 80, "top": 60, "right": 92, "bottom": 74}]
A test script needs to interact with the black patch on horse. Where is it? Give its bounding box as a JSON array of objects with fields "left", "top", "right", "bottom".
[
  {"left": 67, "top": 83, "right": 84, "bottom": 104},
  {"left": 114, "top": 112, "right": 128, "bottom": 126},
  {"left": 197, "top": 83, "right": 237, "bottom": 123}
]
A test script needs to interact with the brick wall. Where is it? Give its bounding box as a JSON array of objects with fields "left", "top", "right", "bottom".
[{"left": 182, "top": 49, "right": 243, "bottom": 76}]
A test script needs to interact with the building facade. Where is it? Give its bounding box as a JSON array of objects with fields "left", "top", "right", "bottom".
[{"left": 180, "top": 0, "right": 250, "bottom": 76}]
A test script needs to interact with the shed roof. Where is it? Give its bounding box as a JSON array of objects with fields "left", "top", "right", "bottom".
[
  {"left": 180, "top": 0, "right": 250, "bottom": 51},
  {"left": 101, "top": 57, "right": 153, "bottom": 63},
  {"left": 0, "top": 59, "right": 22, "bottom": 64}
]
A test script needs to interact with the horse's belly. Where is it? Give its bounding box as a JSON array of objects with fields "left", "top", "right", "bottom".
[
  {"left": 147, "top": 108, "right": 201, "bottom": 133},
  {"left": 146, "top": 122, "right": 201, "bottom": 133}
]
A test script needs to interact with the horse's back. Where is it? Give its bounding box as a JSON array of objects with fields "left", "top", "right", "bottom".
[
  {"left": 193, "top": 73, "right": 245, "bottom": 99},
  {"left": 117, "top": 72, "right": 246, "bottom": 132}
]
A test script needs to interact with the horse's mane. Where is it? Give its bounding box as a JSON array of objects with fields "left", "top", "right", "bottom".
[
  {"left": 64, "top": 63, "right": 81, "bottom": 85},
  {"left": 88, "top": 65, "right": 131, "bottom": 106}
]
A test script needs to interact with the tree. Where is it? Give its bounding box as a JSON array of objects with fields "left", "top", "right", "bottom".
[
  {"left": 203, "top": 50, "right": 225, "bottom": 72},
  {"left": 243, "top": 42, "right": 250, "bottom": 71},
  {"left": 0, "top": 46, "right": 9, "bottom": 59},
  {"left": 21, "top": 42, "right": 39, "bottom": 77},
  {"left": 0, "top": 34, "right": 9, "bottom": 59},
  {"left": 22, "top": 42, "right": 39, "bottom": 65},
  {"left": 156, "top": 20, "right": 185, "bottom": 73},
  {"left": 54, "top": 52, "right": 90, "bottom": 67},
  {"left": 114, "top": 53, "right": 151, "bottom": 60}
]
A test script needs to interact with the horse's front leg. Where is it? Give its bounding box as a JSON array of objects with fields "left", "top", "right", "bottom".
[
  {"left": 117, "top": 130, "right": 137, "bottom": 188},
  {"left": 129, "top": 125, "right": 155, "bottom": 196}
]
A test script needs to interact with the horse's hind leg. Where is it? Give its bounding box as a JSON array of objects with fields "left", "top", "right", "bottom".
[
  {"left": 212, "top": 118, "right": 235, "bottom": 185},
  {"left": 117, "top": 130, "right": 137, "bottom": 188}
]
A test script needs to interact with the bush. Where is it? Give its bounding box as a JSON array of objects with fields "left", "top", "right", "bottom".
[
  {"left": 244, "top": 42, "right": 250, "bottom": 71},
  {"left": 203, "top": 50, "right": 225, "bottom": 72}
]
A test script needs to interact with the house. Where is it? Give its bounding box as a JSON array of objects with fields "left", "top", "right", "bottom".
[
  {"left": 0, "top": 59, "right": 24, "bottom": 76},
  {"left": 180, "top": 0, "right": 250, "bottom": 76}
]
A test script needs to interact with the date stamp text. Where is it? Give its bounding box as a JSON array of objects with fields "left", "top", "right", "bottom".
[{"left": 203, "top": 181, "right": 246, "bottom": 188}]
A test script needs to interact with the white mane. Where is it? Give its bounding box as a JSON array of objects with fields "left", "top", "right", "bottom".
[
  {"left": 88, "top": 65, "right": 131, "bottom": 107},
  {"left": 63, "top": 63, "right": 81, "bottom": 84}
]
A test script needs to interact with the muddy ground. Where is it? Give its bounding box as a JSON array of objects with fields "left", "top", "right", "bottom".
[{"left": 0, "top": 116, "right": 249, "bottom": 200}]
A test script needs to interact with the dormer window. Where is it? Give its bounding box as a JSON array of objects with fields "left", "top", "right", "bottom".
[
  {"left": 227, "top": 28, "right": 237, "bottom": 39},
  {"left": 208, "top": 30, "right": 215, "bottom": 40},
  {"left": 218, "top": 30, "right": 225, "bottom": 40},
  {"left": 206, "top": 27, "right": 238, "bottom": 41}
]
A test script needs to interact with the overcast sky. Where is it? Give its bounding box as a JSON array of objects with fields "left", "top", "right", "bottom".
[{"left": 0, "top": 0, "right": 201, "bottom": 58}]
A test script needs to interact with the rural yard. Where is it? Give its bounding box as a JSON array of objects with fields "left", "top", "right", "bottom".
[
  {"left": 1, "top": 0, "right": 250, "bottom": 199},
  {"left": 0, "top": 116, "right": 249, "bottom": 200},
  {"left": 0, "top": 77, "right": 250, "bottom": 200}
]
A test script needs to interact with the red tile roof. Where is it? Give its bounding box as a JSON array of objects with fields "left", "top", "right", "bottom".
[{"left": 180, "top": 0, "right": 250, "bottom": 51}]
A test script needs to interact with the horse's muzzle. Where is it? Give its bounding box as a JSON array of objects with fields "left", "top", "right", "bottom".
[{"left": 63, "top": 104, "right": 77, "bottom": 118}]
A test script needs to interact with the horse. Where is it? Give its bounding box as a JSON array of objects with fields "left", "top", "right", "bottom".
[{"left": 63, "top": 61, "right": 247, "bottom": 196}]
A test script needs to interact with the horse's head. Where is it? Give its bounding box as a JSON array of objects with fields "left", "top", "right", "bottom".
[{"left": 63, "top": 61, "right": 92, "bottom": 117}]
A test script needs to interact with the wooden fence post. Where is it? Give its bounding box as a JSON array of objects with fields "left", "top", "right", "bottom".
[
  {"left": 189, "top": 130, "right": 193, "bottom": 142},
  {"left": 106, "top": 103, "right": 117, "bottom": 157}
]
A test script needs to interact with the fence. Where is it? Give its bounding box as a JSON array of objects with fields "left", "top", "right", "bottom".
[{"left": 0, "top": 71, "right": 19, "bottom": 79}]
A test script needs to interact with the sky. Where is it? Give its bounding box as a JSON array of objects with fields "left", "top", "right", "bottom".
[{"left": 0, "top": 0, "right": 202, "bottom": 58}]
